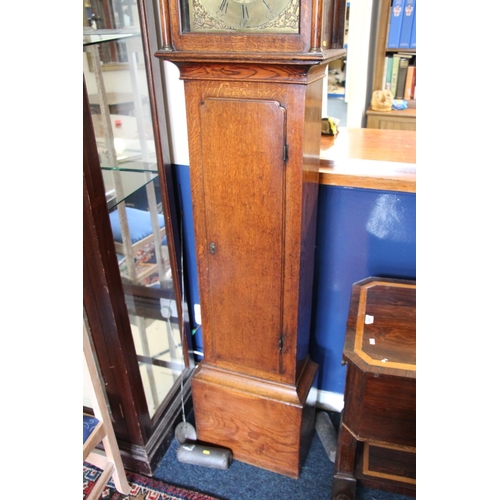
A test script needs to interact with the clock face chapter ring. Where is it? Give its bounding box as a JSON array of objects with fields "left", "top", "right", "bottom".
[{"left": 189, "top": 0, "right": 299, "bottom": 32}]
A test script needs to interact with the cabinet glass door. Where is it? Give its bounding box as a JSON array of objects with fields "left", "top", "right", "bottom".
[{"left": 84, "top": 31, "right": 189, "bottom": 419}]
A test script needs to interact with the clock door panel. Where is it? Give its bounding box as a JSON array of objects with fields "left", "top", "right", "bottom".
[{"left": 199, "top": 97, "right": 286, "bottom": 378}]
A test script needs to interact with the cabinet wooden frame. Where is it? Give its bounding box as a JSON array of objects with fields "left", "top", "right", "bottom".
[{"left": 84, "top": 80, "right": 195, "bottom": 475}]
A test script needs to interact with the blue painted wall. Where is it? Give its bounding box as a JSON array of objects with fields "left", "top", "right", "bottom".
[
  {"left": 174, "top": 164, "right": 416, "bottom": 396},
  {"left": 310, "top": 185, "right": 416, "bottom": 395},
  {"left": 174, "top": 164, "right": 203, "bottom": 356}
]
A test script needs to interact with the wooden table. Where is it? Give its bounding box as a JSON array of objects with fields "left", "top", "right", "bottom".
[
  {"left": 319, "top": 128, "right": 416, "bottom": 193},
  {"left": 331, "top": 277, "right": 416, "bottom": 500}
]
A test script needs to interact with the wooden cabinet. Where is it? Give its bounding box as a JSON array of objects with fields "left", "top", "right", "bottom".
[
  {"left": 331, "top": 277, "right": 416, "bottom": 499},
  {"left": 83, "top": 1, "right": 195, "bottom": 476},
  {"left": 366, "top": 0, "right": 416, "bottom": 130}
]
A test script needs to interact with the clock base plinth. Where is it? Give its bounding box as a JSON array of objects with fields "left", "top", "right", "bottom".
[{"left": 191, "top": 359, "right": 318, "bottom": 478}]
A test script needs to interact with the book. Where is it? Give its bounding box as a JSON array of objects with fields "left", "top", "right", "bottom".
[
  {"left": 410, "top": 3, "right": 416, "bottom": 48},
  {"left": 412, "top": 66, "right": 416, "bottom": 99},
  {"left": 404, "top": 65, "right": 415, "bottom": 100},
  {"left": 399, "top": 0, "right": 415, "bottom": 48},
  {"left": 390, "top": 55, "right": 400, "bottom": 97},
  {"left": 387, "top": 0, "right": 405, "bottom": 48},
  {"left": 385, "top": 56, "right": 394, "bottom": 90},
  {"left": 394, "top": 52, "right": 415, "bottom": 58},
  {"left": 381, "top": 56, "right": 388, "bottom": 90},
  {"left": 395, "top": 58, "right": 409, "bottom": 99}
]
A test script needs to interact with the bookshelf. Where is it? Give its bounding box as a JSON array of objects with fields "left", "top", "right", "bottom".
[{"left": 366, "top": 0, "right": 416, "bottom": 130}]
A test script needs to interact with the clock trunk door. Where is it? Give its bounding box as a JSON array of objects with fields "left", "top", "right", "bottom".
[{"left": 199, "top": 97, "right": 286, "bottom": 379}]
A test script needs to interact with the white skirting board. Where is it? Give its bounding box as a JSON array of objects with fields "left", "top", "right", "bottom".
[{"left": 314, "top": 389, "right": 345, "bottom": 413}]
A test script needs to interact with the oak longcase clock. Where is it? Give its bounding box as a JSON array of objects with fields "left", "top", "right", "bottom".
[{"left": 156, "top": 0, "right": 346, "bottom": 478}]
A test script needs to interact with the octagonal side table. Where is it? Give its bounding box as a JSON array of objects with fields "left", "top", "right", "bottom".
[{"left": 331, "top": 277, "right": 416, "bottom": 500}]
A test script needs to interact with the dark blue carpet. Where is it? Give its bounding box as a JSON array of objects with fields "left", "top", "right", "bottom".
[{"left": 153, "top": 412, "right": 415, "bottom": 500}]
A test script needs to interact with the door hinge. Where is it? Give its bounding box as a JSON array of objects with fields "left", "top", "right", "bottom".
[
  {"left": 283, "top": 144, "right": 288, "bottom": 163},
  {"left": 278, "top": 333, "right": 284, "bottom": 351}
]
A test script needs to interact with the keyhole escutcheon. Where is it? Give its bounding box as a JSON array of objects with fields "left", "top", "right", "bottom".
[{"left": 209, "top": 242, "right": 216, "bottom": 255}]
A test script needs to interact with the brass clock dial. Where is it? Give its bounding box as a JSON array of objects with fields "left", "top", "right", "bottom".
[{"left": 189, "top": 0, "right": 299, "bottom": 32}]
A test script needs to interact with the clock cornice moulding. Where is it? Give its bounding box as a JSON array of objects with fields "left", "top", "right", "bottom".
[
  {"left": 155, "top": 58, "right": 338, "bottom": 85},
  {"left": 155, "top": 47, "right": 345, "bottom": 62},
  {"left": 154, "top": 48, "right": 347, "bottom": 83}
]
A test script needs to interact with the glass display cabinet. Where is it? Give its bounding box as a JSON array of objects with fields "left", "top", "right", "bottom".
[{"left": 83, "top": 3, "right": 194, "bottom": 475}]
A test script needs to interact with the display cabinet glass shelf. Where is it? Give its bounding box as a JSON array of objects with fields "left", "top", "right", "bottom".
[{"left": 83, "top": 19, "right": 194, "bottom": 475}]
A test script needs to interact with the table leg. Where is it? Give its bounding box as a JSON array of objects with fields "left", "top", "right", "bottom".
[{"left": 331, "top": 422, "right": 358, "bottom": 500}]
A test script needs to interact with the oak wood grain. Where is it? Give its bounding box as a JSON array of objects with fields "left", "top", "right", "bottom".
[
  {"left": 155, "top": 2, "right": 347, "bottom": 474},
  {"left": 191, "top": 357, "right": 317, "bottom": 478},
  {"left": 169, "top": 56, "right": 327, "bottom": 476}
]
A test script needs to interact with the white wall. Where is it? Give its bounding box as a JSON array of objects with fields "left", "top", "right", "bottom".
[
  {"left": 163, "top": 62, "right": 190, "bottom": 166},
  {"left": 345, "top": 0, "right": 376, "bottom": 128}
]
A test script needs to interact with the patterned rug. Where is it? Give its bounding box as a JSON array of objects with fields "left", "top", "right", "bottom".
[{"left": 83, "top": 463, "right": 222, "bottom": 500}]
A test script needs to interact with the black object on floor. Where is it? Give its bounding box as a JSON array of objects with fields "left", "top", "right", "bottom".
[{"left": 153, "top": 411, "right": 415, "bottom": 500}]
